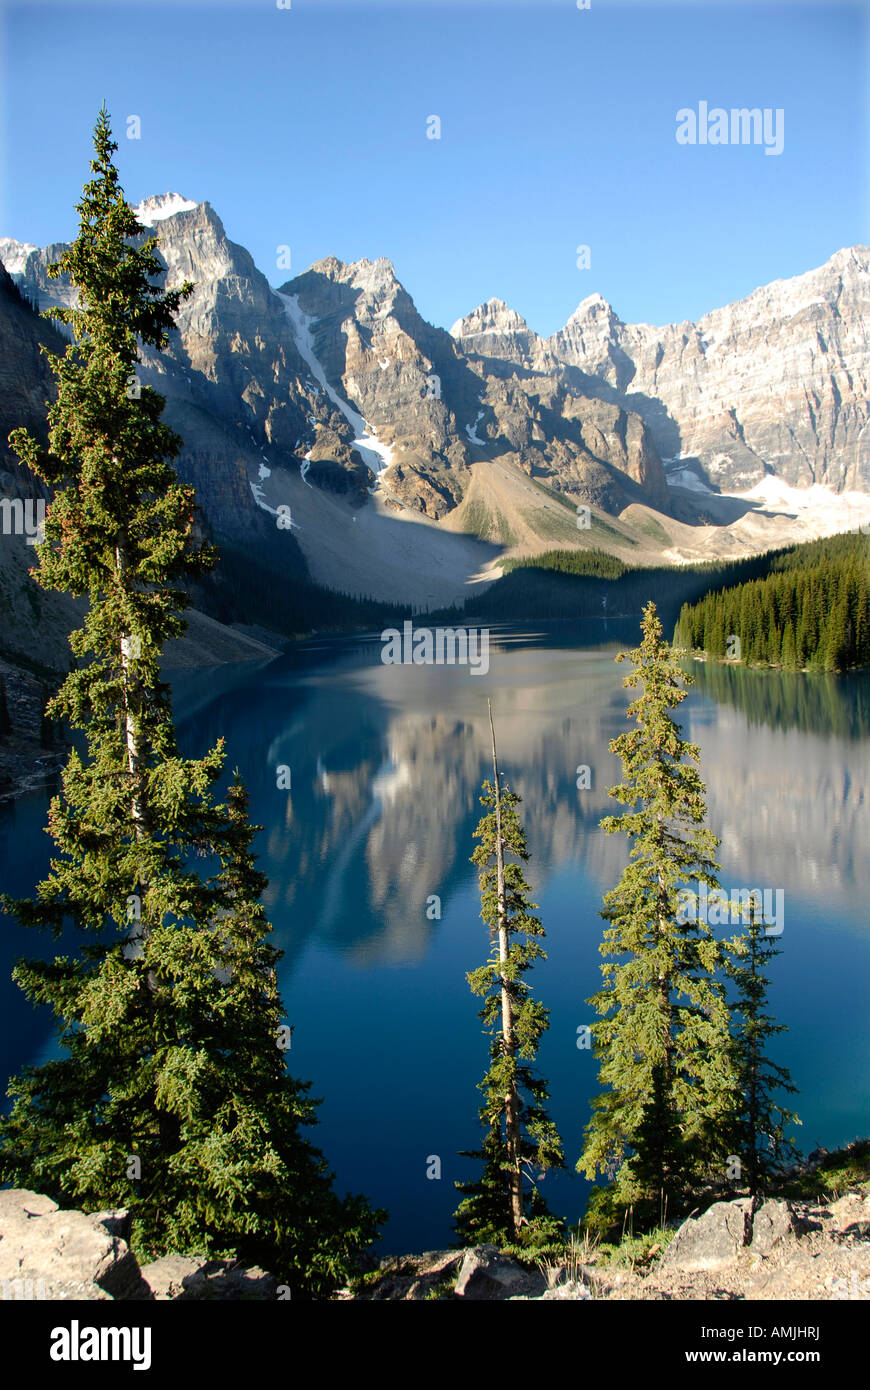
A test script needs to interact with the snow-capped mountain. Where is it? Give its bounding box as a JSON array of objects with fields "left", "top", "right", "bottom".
[{"left": 134, "top": 193, "right": 199, "bottom": 224}]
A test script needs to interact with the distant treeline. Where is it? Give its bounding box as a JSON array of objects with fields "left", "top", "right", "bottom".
[
  {"left": 498, "top": 548, "right": 627, "bottom": 580},
  {"left": 674, "top": 533, "right": 870, "bottom": 672}
]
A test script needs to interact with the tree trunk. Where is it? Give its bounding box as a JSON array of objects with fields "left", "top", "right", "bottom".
[
  {"left": 489, "top": 700, "right": 523, "bottom": 1239},
  {"left": 656, "top": 831, "right": 675, "bottom": 1191},
  {"left": 652, "top": 810, "right": 674, "bottom": 1064},
  {"left": 747, "top": 922, "right": 760, "bottom": 1194},
  {"left": 656, "top": 849, "right": 674, "bottom": 1086},
  {"left": 116, "top": 539, "right": 154, "bottom": 985}
]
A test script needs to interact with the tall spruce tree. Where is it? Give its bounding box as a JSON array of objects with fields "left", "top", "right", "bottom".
[
  {"left": 454, "top": 702, "right": 564, "bottom": 1248},
  {"left": 0, "top": 108, "right": 381, "bottom": 1295},
  {"left": 578, "top": 602, "right": 736, "bottom": 1219},
  {"left": 726, "top": 896, "right": 800, "bottom": 1194}
]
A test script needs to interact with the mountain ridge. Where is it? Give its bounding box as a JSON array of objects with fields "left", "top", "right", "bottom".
[
  {"left": 453, "top": 243, "right": 870, "bottom": 495},
  {"left": 3, "top": 201, "right": 870, "bottom": 622}
]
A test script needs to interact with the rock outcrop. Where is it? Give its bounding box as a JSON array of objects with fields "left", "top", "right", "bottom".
[
  {"left": 0, "top": 1190, "right": 279, "bottom": 1301},
  {"left": 139, "top": 1254, "right": 277, "bottom": 1301},
  {"left": 454, "top": 1244, "right": 548, "bottom": 1300},
  {"left": 0, "top": 1190, "right": 149, "bottom": 1301},
  {"left": 659, "top": 1198, "right": 755, "bottom": 1273},
  {"left": 609, "top": 1193, "right": 870, "bottom": 1301},
  {"left": 657, "top": 1196, "right": 805, "bottom": 1275}
]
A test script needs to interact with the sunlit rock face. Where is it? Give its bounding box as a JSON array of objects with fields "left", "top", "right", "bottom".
[
  {"left": 282, "top": 254, "right": 476, "bottom": 517},
  {"left": 548, "top": 248, "right": 870, "bottom": 494},
  {"left": 454, "top": 248, "right": 870, "bottom": 496}
]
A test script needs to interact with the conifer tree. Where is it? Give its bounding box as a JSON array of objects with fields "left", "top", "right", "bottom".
[
  {"left": 824, "top": 596, "right": 850, "bottom": 672},
  {"left": 0, "top": 108, "right": 381, "bottom": 1295},
  {"left": 725, "top": 896, "right": 800, "bottom": 1194},
  {"left": 578, "top": 602, "right": 736, "bottom": 1218},
  {"left": 781, "top": 621, "right": 797, "bottom": 669},
  {"left": 454, "top": 702, "right": 564, "bottom": 1248}
]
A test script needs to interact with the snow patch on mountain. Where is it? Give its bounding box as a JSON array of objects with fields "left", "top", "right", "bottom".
[
  {"left": 738, "top": 477, "right": 870, "bottom": 527},
  {"left": 249, "top": 480, "right": 300, "bottom": 530},
  {"left": 668, "top": 467, "right": 713, "bottom": 494},
  {"left": 465, "top": 411, "right": 486, "bottom": 445},
  {"left": 134, "top": 194, "right": 199, "bottom": 224},
  {"left": 0, "top": 238, "right": 38, "bottom": 275},
  {"left": 276, "top": 290, "right": 393, "bottom": 480}
]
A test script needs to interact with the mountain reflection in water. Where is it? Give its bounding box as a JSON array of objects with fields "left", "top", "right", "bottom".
[{"left": 2, "top": 623, "right": 868, "bottom": 1251}]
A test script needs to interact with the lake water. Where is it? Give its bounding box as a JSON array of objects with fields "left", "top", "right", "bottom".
[{"left": 2, "top": 620, "right": 869, "bottom": 1254}]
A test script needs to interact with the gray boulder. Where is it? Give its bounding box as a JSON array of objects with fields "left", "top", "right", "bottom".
[
  {"left": 138, "top": 1254, "right": 207, "bottom": 1301},
  {"left": 750, "top": 1200, "right": 802, "bottom": 1255},
  {"left": 660, "top": 1200, "right": 754, "bottom": 1273},
  {"left": 454, "top": 1244, "right": 546, "bottom": 1300}
]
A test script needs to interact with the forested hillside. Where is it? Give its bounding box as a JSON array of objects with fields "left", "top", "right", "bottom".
[{"left": 674, "top": 533, "right": 870, "bottom": 671}]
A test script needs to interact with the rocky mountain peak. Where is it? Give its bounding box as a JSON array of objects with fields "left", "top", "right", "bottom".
[
  {"left": 825, "top": 244, "right": 870, "bottom": 273},
  {"left": 694, "top": 243, "right": 870, "bottom": 339},
  {"left": 304, "top": 254, "right": 400, "bottom": 295},
  {"left": 306, "top": 254, "right": 347, "bottom": 280},
  {"left": 563, "top": 290, "right": 619, "bottom": 326},
  {"left": 348, "top": 255, "right": 399, "bottom": 293},
  {"left": 450, "top": 297, "right": 547, "bottom": 370},
  {"left": 450, "top": 297, "right": 531, "bottom": 340}
]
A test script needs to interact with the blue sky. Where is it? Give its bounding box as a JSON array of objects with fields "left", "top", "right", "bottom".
[{"left": 0, "top": 0, "right": 867, "bottom": 335}]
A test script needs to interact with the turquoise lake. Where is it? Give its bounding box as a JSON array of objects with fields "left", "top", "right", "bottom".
[{"left": 2, "top": 620, "right": 869, "bottom": 1253}]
